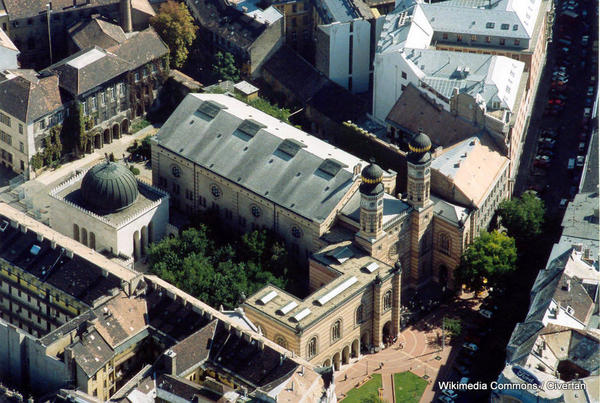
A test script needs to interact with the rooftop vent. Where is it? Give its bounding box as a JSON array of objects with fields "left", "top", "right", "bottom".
[
  {"left": 316, "top": 276, "right": 358, "bottom": 306},
  {"left": 258, "top": 290, "right": 278, "bottom": 305},
  {"left": 363, "top": 262, "right": 379, "bottom": 273},
  {"left": 290, "top": 308, "right": 311, "bottom": 322},
  {"left": 196, "top": 101, "right": 226, "bottom": 119},
  {"left": 277, "top": 301, "right": 298, "bottom": 315}
]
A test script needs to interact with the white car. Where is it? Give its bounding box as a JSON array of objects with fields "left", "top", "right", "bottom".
[
  {"left": 462, "top": 342, "right": 479, "bottom": 352},
  {"left": 479, "top": 309, "right": 493, "bottom": 319},
  {"left": 442, "top": 389, "right": 458, "bottom": 399},
  {"left": 559, "top": 199, "right": 568, "bottom": 209},
  {"left": 587, "top": 86, "right": 594, "bottom": 97},
  {"left": 576, "top": 155, "right": 585, "bottom": 167}
]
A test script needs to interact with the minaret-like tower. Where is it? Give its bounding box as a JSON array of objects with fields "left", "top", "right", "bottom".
[
  {"left": 358, "top": 161, "right": 385, "bottom": 240},
  {"left": 406, "top": 132, "right": 432, "bottom": 209},
  {"left": 120, "top": 0, "right": 133, "bottom": 33},
  {"left": 407, "top": 132, "right": 434, "bottom": 288}
]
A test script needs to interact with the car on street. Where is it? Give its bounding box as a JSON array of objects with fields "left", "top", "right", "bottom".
[
  {"left": 479, "top": 309, "right": 493, "bottom": 319},
  {"left": 442, "top": 389, "right": 458, "bottom": 399},
  {"left": 579, "top": 142, "right": 587, "bottom": 152},
  {"left": 539, "top": 138, "right": 556, "bottom": 146},
  {"left": 438, "top": 396, "right": 454, "bottom": 403},
  {"left": 587, "top": 86, "right": 595, "bottom": 96},
  {"left": 582, "top": 35, "right": 589, "bottom": 46},
  {"left": 584, "top": 108, "right": 592, "bottom": 119},
  {"left": 462, "top": 342, "right": 479, "bottom": 352},
  {"left": 576, "top": 155, "right": 585, "bottom": 167},
  {"left": 538, "top": 149, "right": 554, "bottom": 157},
  {"left": 579, "top": 132, "right": 588, "bottom": 141},
  {"left": 559, "top": 199, "right": 568, "bottom": 209}
]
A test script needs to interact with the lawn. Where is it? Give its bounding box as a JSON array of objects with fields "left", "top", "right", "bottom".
[
  {"left": 393, "top": 371, "right": 427, "bottom": 403},
  {"left": 342, "top": 373, "right": 382, "bottom": 403}
]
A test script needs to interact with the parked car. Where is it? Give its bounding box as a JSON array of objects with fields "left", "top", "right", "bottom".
[
  {"left": 582, "top": 35, "right": 589, "bottom": 46},
  {"left": 535, "top": 155, "right": 551, "bottom": 163},
  {"left": 538, "top": 149, "right": 554, "bottom": 157},
  {"left": 438, "top": 396, "right": 454, "bottom": 403},
  {"left": 442, "top": 389, "right": 458, "bottom": 399},
  {"left": 568, "top": 158, "right": 575, "bottom": 170},
  {"left": 578, "top": 142, "right": 586, "bottom": 152},
  {"left": 587, "top": 86, "right": 595, "bottom": 96},
  {"left": 559, "top": 199, "right": 568, "bottom": 209},
  {"left": 584, "top": 108, "right": 592, "bottom": 119},
  {"left": 539, "top": 138, "right": 556, "bottom": 146},
  {"left": 576, "top": 155, "right": 585, "bottom": 167},
  {"left": 462, "top": 342, "right": 479, "bottom": 352},
  {"left": 454, "top": 364, "right": 470, "bottom": 376}
]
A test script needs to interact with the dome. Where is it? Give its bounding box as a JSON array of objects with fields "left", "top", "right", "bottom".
[
  {"left": 81, "top": 161, "right": 139, "bottom": 213},
  {"left": 361, "top": 162, "right": 383, "bottom": 184},
  {"left": 360, "top": 161, "right": 384, "bottom": 196},
  {"left": 409, "top": 132, "right": 432, "bottom": 153}
]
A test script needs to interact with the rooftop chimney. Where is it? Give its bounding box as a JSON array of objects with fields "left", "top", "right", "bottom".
[{"left": 120, "top": 0, "right": 132, "bottom": 33}]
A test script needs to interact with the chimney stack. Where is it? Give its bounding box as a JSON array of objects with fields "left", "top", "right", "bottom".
[{"left": 120, "top": 0, "right": 132, "bottom": 33}]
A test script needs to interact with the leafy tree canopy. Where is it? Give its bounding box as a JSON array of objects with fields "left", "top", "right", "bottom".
[
  {"left": 443, "top": 317, "right": 462, "bottom": 338},
  {"left": 455, "top": 230, "right": 517, "bottom": 292},
  {"left": 151, "top": 1, "right": 197, "bottom": 69},
  {"left": 148, "top": 224, "right": 294, "bottom": 309},
  {"left": 497, "top": 191, "right": 545, "bottom": 245},
  {"left": 212, "top": 51, "right": 240, "bottom": 82}
]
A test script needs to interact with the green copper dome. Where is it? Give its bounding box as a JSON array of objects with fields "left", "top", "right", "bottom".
[{"left": 81, "top": 162, "right": 139, "bottom": 213}]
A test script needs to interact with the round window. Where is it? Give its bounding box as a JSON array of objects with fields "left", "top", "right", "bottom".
[
  {"left": 251, "top": 205, "right": 261, "bottom": 218},
  {"left": 291, "top": 226, "right": 302, "bottom": 238},
  {"left": 210, "top": 184, "right": 221, "bottom": 198},
  {"left": 171, "top": 165, "right": 181, "bottom": 177}
]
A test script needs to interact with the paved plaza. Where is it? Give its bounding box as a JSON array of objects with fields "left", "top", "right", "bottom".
[{"left": 336, "top": 294, "right": 483, "bottom": 403}]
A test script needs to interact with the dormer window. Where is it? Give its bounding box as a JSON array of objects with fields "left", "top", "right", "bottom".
[
  {"left": 501, "top": 23, "right": 509, "bottom": 30},
  {"left": 485, "top": 22, "right": 494, "bottom": 29}
]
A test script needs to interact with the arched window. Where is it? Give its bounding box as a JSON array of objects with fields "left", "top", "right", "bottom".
[
  {"left": 307, "top": 337, "right": 318, "bottom": 359},
  {"left": 73, "top": 224, "right": 79, "bottom": 242},
  {"left": 383, "top": 290, "right": 392, "bottom": 311},
  {"left": 439, "top": 232, "right": 451, "bottom": 255},
  {"left": 275, "top": 335, "right": 287, "bottom": 349},
  {"left": 331, "top": 320, "right": 342, "bottom": 342},
  {"left": 356, "top": 305, "right": 363, "bottom": 324}
]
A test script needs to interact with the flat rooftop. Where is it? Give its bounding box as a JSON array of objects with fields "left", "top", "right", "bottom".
[{"left": 244, "top": 238, "right": 395, "bottom": 331}]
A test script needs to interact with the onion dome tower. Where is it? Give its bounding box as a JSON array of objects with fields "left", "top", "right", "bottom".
[
  {"left": 81, "top": 161, "right": 139, "bottom": 213},
  {"left": 359, "top": 160, "right": 385, "bottom": 239},
  {"left": 407, "top": 132, "right": 432, "bottom": 209}
]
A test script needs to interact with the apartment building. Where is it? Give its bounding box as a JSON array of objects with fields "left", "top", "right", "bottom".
[{"left": 0, "top": 203, "right": 335, "bottom": 402}]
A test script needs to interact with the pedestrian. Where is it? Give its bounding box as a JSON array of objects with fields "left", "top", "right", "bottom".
[{"left": 344, "top": 374, "right": 347, "bottom": 381}]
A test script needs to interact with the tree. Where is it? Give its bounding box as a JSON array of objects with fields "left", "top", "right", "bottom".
[
  {"left": 443, "top": 317, "right": 462, "bottom": 339},
  {"left": 148, "top": 226, "right": 293, "bottom": 309},
  {"left": 212, "top": 51, "right": 240, "bottom": 82},
  {"left": 497, "top": 191, "right": 545, "bottom": 245},
  {"left": 150, "top": 0, "right": 197, "bottom": 69},
  {"left": 455, "top": 231, "right": 517, "bottom": 292}
]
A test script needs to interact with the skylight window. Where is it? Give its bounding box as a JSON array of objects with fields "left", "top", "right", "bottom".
[
  {"left": 196, "top": 101, "right": 225, "bottom": 119},
  {"left": 291, "top": 308, "right": 311, "bottom": 322},
  {"left": 258, "top": 290, "right": 278, "bottom": 305},
  {"left": 237, "top": 119, "right": 265, "bottom": 138},
  {"left": 326, "top": 246, "right": 354, "bottom": 263},
  {"left": 512, "top": 24, "right": 519, "bottom": 30},
  {"left": 363, "top": 262, "right": 379, "bottom": 273},
  {"left": 485, "top": 22, "right": 495, "bottom": 29},
  {"left": 316, "top": 158, "right": 346, "bottom": 179},
  {"left": 501, "top": 23, "right": 509, "bottom": 30},
  {"left": 316, "top": 277, "right": 358, "bottom": 306},
  {"left": 0, "top": 220, "right": 8, "bottom": 232},
  {"left": 275, "top": 138, "right": 306, "bottom": 159},
  {"left": 277, "top": 301, "right": 298, "bottom": 315},
  {"left": 30, "top": 245, "right": 41, "bottom": 256}
]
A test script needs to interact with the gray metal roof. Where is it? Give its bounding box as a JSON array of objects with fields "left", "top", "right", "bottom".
[
  {"left": 421, "top": 3, "right": 529, "bottom": 39},
  {"left": 156, "top": 94, "right": 365, "bottom": 224},
  {"left": 431, "top": 194, "right": 470, "bottom": 225}
]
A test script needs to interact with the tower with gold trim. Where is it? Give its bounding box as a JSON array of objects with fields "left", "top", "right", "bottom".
[
  {"left": 358, "top": 161, "right": 385, "bottom": 240},
  {"left": 407, "top": 132, "right": 434, "bottom": 287},
  {"left": 407, "top": 132, "right": 432, "bottom": 209}
]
